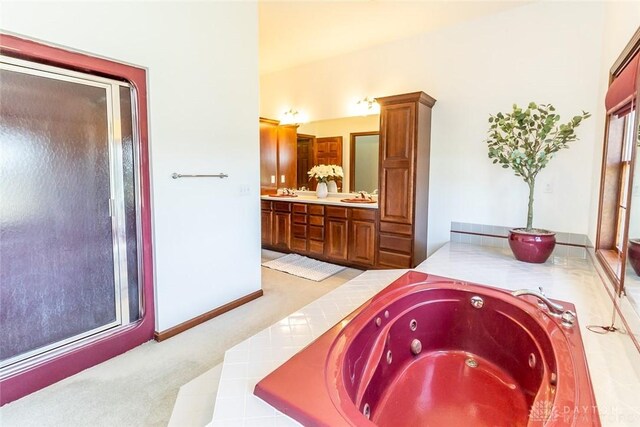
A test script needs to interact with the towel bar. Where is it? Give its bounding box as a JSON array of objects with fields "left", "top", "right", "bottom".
[{"left": 171, "top": 173, "right": 228, "bottom": 179}]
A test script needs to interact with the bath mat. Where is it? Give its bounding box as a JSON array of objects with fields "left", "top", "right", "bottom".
[{"left": 262, "top": 253, "right": 346, "bottom": 281}]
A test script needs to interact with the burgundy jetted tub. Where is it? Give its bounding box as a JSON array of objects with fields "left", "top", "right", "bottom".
[{"left": 255, "top": 271, "right": 599, "bottom": 426}]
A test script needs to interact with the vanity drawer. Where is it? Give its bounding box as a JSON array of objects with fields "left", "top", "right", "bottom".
[
  {"left": 309, "top": 240, "right": 324, "bottom": 255},
  {"left": 292, "top": 214, "right": 307, "bottom": 224},
  {"left": 261, "top": 200, "right": 272, "bottom": 210},
  {"left": 379, "top": 221, "right": 412, "bottom": 236},
  {"left": 292, "top": 204, "right": 307, "bottom": 214},
  {"left": 379, "top": 234, "right": 412, "bottom": 254},
  {"left": 308, "top": 215, "right": 324, "bottom": 226},
  {"left": 378, "top": 250, "right": 412, "bottom": 268},
  {"left": 326, "top": 206, "right": 348, "bottom": 219},
  {"left": 309, "top": 225, "right": 324, "bottom": 241},
  {"left": 308, "top": 205, "right": 325, "bottom": 216},
  {"left": 291, "top": 237, "right": 307, "bottom": 252},
  {"left": 292, "top": 224, "right": 307, "bottom": 238},
  {"left": 351, "top": 208, "right": 376, "bottom": 221},
  {"left": 273, "top": 202, "right": 292, "bottom": 212}
]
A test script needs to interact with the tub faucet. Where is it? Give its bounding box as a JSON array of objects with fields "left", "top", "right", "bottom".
[{"left": 512, "top": 288, "right": 565, "bottom": 315}]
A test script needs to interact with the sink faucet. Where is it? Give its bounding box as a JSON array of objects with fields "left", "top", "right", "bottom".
[
  {"left": 512, "top": 288, "right": 564, "bottom": 315},
  {"left": 358, "top": 191, "right": 371, "bottom": 200}
]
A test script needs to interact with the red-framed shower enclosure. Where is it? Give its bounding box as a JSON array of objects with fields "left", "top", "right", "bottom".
[{"left": 0, "top": 34, "right": 155, "bottom": 405}]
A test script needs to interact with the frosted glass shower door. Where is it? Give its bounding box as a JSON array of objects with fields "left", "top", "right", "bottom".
[{"left": 0, "top": 58, "right": 133, "bottom": 368}]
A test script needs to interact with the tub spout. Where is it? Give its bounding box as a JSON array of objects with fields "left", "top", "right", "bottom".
[{"left": 511, "top": 288, "right": 564, "bottom": 315}]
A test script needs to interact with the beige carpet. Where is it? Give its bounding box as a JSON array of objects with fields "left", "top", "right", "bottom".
[{"left": 0, "top": 250, "right": 362, "bottom": 427}]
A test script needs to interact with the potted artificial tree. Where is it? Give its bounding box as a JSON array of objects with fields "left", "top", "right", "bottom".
[{"left": 486, "top": 102, "right": 590, "bottom": 263}]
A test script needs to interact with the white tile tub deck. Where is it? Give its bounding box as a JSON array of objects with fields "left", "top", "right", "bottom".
[{"left": 210, "top": 243, "right": 640, "bottom": 426}]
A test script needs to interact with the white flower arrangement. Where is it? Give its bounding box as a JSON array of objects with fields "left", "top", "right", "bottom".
[{"left": 307, "top": 164, "right": 344, "bottom": 183}]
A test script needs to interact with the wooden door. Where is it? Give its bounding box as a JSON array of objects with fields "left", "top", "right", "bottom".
[
  {"left": 297, "top": 135, "right": 314, "bottom": 189},
  {"left": 314, "top": 136, "right": 343, "bottom": 166},
  {"left": 277, "top": 125, "right": 298, "bottom": 189},
  {"left": 312, "top": 136, "right": 342, "bottom": 190},
  {"left": 260, "top": 118, "right": 279, "bottom": 193}
]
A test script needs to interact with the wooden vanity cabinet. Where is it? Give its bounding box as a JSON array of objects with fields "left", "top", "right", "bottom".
[
  {"left": 261, "top": 201, "right": 376, "bottom": 269},
  {"left": 291, "top": 203, "right": 308, "bottom": 252},
  {"left": 324, "top": 206, "right": 376, "bottom": 266},
  {"left": 308, "top": 205, "right": 325, "bottom": 256},
  {"left": 260, "top": 119, "right": 279, "bottom": 194},
  {"left": 376, "top": 92, "right": 435, "bottom": 268},
  {"left": 260, "top": 118, "right": 298, "bottom": 194},
  {"left": 348, "top": 208, "right": 377, "bottom": 267},
  {"left": 325, "top": 207, "right": 349, "bottom": 262},
  {"left": 278, "top": 125, "right": 298, "bottom": 189},
  {"left": 272, "top": 202, "right": 291, "bottom": 251},
  {"left": 261, "top": 201, "right": 273, "bottom": 246}
]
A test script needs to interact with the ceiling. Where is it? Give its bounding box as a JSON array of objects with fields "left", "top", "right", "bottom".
[{"left": 259, "top": 0, "right": 531, "bottom": 75}]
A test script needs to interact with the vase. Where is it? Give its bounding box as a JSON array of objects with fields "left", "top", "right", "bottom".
[
  {"left": 327, "top": 180, "right": 338, "bottom": 193},
  {"left": 316, "top": 182, "right": 328, "bottom": 199},
  {"left": 508, "top": 228, "right": 556, "bottom": 263}
]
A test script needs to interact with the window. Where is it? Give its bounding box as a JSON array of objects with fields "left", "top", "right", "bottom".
[{"left": 596, "top": 33, "right": 640, "bottom": 292}]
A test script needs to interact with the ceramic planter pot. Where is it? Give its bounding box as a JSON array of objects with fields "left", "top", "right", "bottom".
[
  {"left": 508, "top": 228, "right": 556, "bottom": 263},
  {"left": 628, "top": 239, "right": 640, "bottom": 276}
]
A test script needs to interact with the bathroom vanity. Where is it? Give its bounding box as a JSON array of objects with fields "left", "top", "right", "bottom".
[
  {"left": 261, "top": 196, "right": 378, "bottom": 268},
  {"left": 260, "top": 91, "right": 436, "bottom": 269}
]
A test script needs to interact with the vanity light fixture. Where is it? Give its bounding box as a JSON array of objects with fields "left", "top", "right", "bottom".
[
  {"left": 356, "top": 97, "right": 380, "bottom": 116},
  {"left": 280, "top": 108, "right": 307, "bottom": 125}
]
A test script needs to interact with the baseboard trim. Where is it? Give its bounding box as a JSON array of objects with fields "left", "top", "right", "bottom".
[{"left": 154, "top": 289, "right": 264, "bottom": 342}]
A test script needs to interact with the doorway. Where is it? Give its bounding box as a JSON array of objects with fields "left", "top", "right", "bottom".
[{"left": 297, "top": 134, "right": 315, "bottom": 189}]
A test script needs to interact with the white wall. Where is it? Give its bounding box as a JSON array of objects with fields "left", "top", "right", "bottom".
[
  {"left": 1, "top": 1, "right": 261, "bottom": 332},
  {"left": 261, "top": 2, "right": 606, "bottom": 255}
]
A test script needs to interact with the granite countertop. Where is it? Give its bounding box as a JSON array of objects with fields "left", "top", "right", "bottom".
[
  {"left": 210, "top": 243, "right": 640, "bottom": 426},
  {"left": 261, "top": 192, "right": 378, "bottom": 209}
]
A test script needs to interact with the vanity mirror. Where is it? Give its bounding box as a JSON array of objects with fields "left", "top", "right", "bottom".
[{"left": 297, "top": 115, "right": 379, "bottom": 192}]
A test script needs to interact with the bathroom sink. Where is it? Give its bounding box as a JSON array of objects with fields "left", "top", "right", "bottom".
[
  {"left": 340, "top": 198, "right": 375, "bottom": 204},
  {"left": 268, "top": 194, "right": 298, "bottom": 198}
]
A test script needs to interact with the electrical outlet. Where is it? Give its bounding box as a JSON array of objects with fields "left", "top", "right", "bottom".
[
  {"left": 239, "top": 185, "right": 250, "bottom": 195},
  {"left": 544, "top": 183, "right": 553, "bottom": 194}
]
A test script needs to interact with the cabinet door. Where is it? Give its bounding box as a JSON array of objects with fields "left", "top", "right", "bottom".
[
  {"left": 348, "top": 220, "right": 376, "bottom": 266},
  {"left": 260, "top": 119, "right": 278, "bottom": 192},
  {"left": 261, "top": 210, "right": 272, "bottom": 246},
  {"left": 278, "top": 125, "right": 298, "bottom": 188},
  {"left": 379, "top": 102, "right": 415, "bottom": 224},
  {"left": 273, "top": 212, "right": 291, "bottom": 250},
  {"left": 326, "top": 218, "right": 348, "bottom": 261}
]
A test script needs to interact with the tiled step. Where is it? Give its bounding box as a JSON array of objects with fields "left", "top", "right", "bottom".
[{"left": 168, "top": 363, "right": 222, "bottom": 427}]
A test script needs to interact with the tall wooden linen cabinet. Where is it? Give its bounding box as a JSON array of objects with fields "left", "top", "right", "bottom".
[
  {"left": 376, "top": 92, "right": 436, "bottom": 269},
  {"left": 260, "top": 118, "right": 297, "bottom": 194}
]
